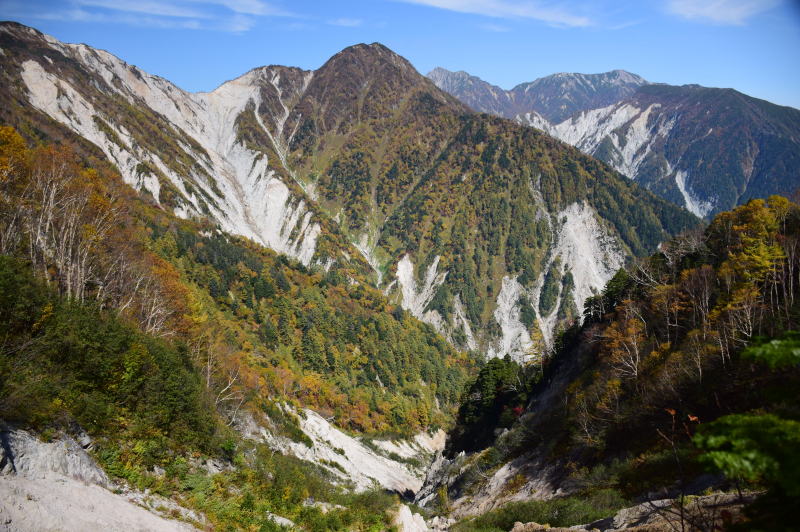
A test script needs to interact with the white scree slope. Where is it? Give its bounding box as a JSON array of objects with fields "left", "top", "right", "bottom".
[{"left": 18, "top": 33, "right": 321, "bottom": 265}]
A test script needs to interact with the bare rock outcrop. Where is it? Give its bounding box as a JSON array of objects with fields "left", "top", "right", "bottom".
[
  {"left": 0, "top": 426, "right": 200, "bottom": 531},
  {"left": 0, "top": 427, "right": 108, "bottom": 486}
]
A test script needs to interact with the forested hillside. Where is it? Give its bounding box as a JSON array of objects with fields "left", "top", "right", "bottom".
[
  {"left": 0, "top": 125, "right": 474, "bottom": 529},
  {"left": 281, "top": 44, "right": 696, "bottom": 356},
  {"left": 423, "top": 196, "right": 800, "bottom": 530},
  {"left": 0, "top": 23, "right": 697, "bottom": 361}
]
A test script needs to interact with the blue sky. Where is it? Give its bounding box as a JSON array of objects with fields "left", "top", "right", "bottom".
[{"left": 3, "top": 0, "right": 799, "bottom": 108}]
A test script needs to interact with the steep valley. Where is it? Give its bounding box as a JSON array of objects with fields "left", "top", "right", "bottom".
[
  {"left": 0, "top": 22, "right": 695, "bottom": 360},
  {"left": 1, "top": 19, "right": 797, "bottom": 532}
]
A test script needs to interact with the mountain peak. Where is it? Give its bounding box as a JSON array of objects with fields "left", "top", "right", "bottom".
[
  {"left": 314, "top": 41, "right": 422, "bottom": 89},
  {"left": 327, "top": 42, "right": 408, "bottom": 66},
  {"left": 521, "top": 69, "right": 648, "bottom": 89}
]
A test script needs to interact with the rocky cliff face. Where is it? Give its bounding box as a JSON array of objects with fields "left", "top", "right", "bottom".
[{"left": 238, "top": 407, "right": 446, "bottom": 494}]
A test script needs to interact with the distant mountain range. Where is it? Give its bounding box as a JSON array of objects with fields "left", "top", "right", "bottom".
[
  {"left": 0, "top": 22, "right": 694, "bottom": 358},
  {"left": 429, "top": 67, "right": 800, "bottom": 218}
]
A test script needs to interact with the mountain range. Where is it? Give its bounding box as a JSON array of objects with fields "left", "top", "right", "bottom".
[
  {"left": 0, "top": 21, "right": 694, "bottom": 358},
  {"left": 1, "top": 20, "right": 799, "bottom": 532},
  {"left": 429, "top": 67, "right": 800, "bottom": 218}
]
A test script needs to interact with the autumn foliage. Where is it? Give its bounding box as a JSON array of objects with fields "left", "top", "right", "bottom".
[
  {"left": 0, "top": 126, "right": 473, "bottom": 437},
  {"left": 566, "top": 196, "right": 800, "bottom": 455}
]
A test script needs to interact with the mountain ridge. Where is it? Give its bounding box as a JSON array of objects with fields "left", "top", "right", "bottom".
[
  {"left": 430, "top": 66, "right": 800, "bottom": 218},
  {"left": 1, "top": 21, "right": 696, "bottom": 359}
]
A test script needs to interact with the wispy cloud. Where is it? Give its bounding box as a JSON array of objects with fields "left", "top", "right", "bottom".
[
  {"left": 479, "top": 22, "right": 511, "bottom": 31},
  {"left": 184, "top": 0, "right": 296, "bottom": 17},
  {"left": 2, "top": 0, "right": 295, "bottom": 32},
  {"left": 666, "top": 0, "right": 781, "bottom": 25},
  {"left": 75, "top": 0, "right": 211, "bottom": 19},
  {"left": 327, "top": 17, "right": 363, "bottom": 27},
  {"left": 2, "top": 4, "right": 203, "bottom": 29},
  {"left": 395, "top": 0, "right": 592, "bottom": 27}
]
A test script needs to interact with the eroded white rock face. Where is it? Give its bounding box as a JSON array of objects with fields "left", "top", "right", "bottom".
[
  {"left": 487, "top": 202, "right": 625, "bottom": 358},
  {"left": 554, "top": 202, "right": 625, "bottom": 322},
  {"left": 519, "top": 102, "right": 676, "bottom": 183},
  {"left": 453, "top": 295, "right": 478, "bottom": 351},
  {"left": 487, "top": 276, "right": 534, "bottom": 362},
  {"left": 0, "top": 428, "right": 108, "bottom": 486},
  {"left": 373, "top": 430, "right": 446, "bottom": 461},
  {"left": 393, "top": 204, "right": 624, "bottom": 361},
  {"left": 354, "top": 230, "right": 385, "bottom": 284},
  {"left": 396, "top": 254, "right": 447, "bottom": 319},
  {"left": 675, "top": 170, "right": 714, "bottom": 218},
  {"left": 534, "top": 202, "right": 625, "bottom": 347},
  {"left": 19, "top": 43, "right": 321, "bottom": 265},
  {"left": 394, "top": 254, "right": 480, "bottom": 351},
  {"left": 245, "top": 407, "right": 440, "bottom": 494}
]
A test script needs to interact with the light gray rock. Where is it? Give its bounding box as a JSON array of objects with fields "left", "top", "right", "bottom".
[
  {"left": 0, "top": 475, "right": 197, "bottom": 531},
  {"left": 0, "top": 427, "right": 202, "bottom": 531},
  {"left": 0, "top": 428, "right": 109, "bottom": 487},
  {"left": 265, "top": 511, "right": 295, "bottom": 529},
  {"left": 393, "top": 504, "right": 429, "bottom": 532},
  {"left": 428, "top": 515, "right": 455, "bottom": 531}
]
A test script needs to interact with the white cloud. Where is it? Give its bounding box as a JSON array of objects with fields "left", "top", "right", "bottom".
[
  {"left": 26, "top": 8, "right": 204, "bottom": 29},
  {"left": 328, "top": 17, "right": 363, "bottom": 27},
  {"left": 395, "top": 0, "right": 592, "bottom": 27},
  {"left": 75, "top": 0, "right": 211, "bottom": 19},
  {"left": 3, "top": 0, "right": 294, "bottom": 32},
  {"left": 220, "top": 13, "right": 257, "bottom": 32},
  {"left": 667, "top": 0, "right": 781, "bottom": 25}
]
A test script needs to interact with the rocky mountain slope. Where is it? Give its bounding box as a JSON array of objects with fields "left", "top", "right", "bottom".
[
  {"left": 427, "top": 68, "right": 647, "bottom": 124},
  {"left": 260, "top": 44, "right": 696, "bottom": 357},
  {"left": 431, "top": 67, "right": 800, "bottom": 218},
  {"left": 0, "top": 22, "right": 358, "bottom": 269},
  {"left": 0, "top": 22, "right": 695, "bottom": 359},
  {"left": 1, "top": 427, "right": 201, "bottom": 531}
]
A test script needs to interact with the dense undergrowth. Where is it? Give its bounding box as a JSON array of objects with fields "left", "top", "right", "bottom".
[{"left": 0, "top": 254, "right": 405, "bottom": 530}]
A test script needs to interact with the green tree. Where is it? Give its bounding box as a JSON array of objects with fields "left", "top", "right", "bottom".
[{"left": 694, "top": 333, "right": 800, "bottom": 530}]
